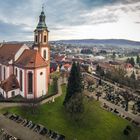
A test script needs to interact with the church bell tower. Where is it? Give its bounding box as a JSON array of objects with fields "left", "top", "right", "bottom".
[{"left": 33, "top": 7, "right": 50, "bottom": 62}]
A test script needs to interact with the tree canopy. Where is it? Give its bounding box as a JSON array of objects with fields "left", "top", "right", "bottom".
[
  {"left": 63, "top": 62, "right": 83, "bottom": 105},
  {"left": 63, "top": 62, "right": 84, "bottom": 121}
]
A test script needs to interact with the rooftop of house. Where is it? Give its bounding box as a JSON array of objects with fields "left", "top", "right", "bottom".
[
  {"left": 55, "top": 55, "right": 66, "bottom": 62},
  {"left": 0, "top": 44, "right": 24, "bottom": 65},
  {"left": 0, "top": 74, "right": 20, "bottom": 92},
  {"left": 123, "top": 63, "right": 133, "bottom": 69}
]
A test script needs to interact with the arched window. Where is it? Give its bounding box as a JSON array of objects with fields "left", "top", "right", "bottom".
[
  {"left": 35, "top": 35, "right": 38, "bottom": 43},
  {"left": 28, "top": 72, "right": 33, "bottom": 94},
  {"left": 0, "top": 65, "right": 1, "bottom": 81},
  {"left": 4, "top": 67, "right": 6, "bottom": 80},
  {"left": 43, "top": 50, "right": 46, "bottom": 59},
  {"left": 15, "top": 68, "right": 18, "bottom": 77},
  {"left": 44, "top": 35, "right": 47, "bottom": 43},
  {"left": 20, "top": 70, "right": 23, "bottom": 91},
  {"left": 11, "top": 91, "right": 15, "bottom": 97}
]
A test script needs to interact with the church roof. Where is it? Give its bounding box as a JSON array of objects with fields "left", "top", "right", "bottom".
[
  {"left": 0, "top": 74, "right": 20, "bottom": 92},
  {"left": 0, "top": 44, "right": 23, "bottom": 65},
  {"left": 15, "top": 49, "right": 48, "bottom": 69}
]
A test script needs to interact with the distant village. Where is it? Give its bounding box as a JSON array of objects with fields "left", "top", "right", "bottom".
[
  {"left": 0, "top": 5, "right": 140, "bottom": 140},
  {"left": 50, "top": 41, "right": 140, "bottom": 82}
]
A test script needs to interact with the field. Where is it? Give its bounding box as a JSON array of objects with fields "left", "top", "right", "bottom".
[
  {"left": 116, "top": 56, "right": 137, "bottom": 62},
  {"left": 1, "top": 84, "right": 140, "bottom": 140}
]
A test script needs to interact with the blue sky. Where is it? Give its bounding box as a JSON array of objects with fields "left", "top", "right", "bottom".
[{"left": 0, "top": 0, "right": 140, "bottom": 41}]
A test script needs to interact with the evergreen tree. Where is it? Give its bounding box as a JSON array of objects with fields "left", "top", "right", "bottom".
[
  {"left": 136, "top": 101, "right": 140, "bottom": 112},
  {"left": 63, "top": 62, "right": 84, "bottom": 121},
  {"left": 96, "top": 65, "right": 104, "bottom": 76},
  {"left": 65, "top": 93, "right": 84, "bottom": 121},
  {"left": 130, "top": 57, "right": 135, "bottom": 67},
  {"left": 96, "top": 65, "right": 101, "bottom": 72},
  {"left": 130, "top": 71, "right": 136, "bottom": 80},
  {"left": 112, "top": 52, "right": 116, "bottom": 61},
  {"left": 126, "top": 57, "right": 135, "bottom": 66},
  {"left": 63, "top": 62, "right": 82, "bottom": 105},
  {"left": 136, "top": 55, "right": 140, "bottom": 64},
  {"left": 126, "top": 58, "right": 130, "bottom": 63}
]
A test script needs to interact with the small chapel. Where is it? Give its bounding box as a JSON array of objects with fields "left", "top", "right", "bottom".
[{"left": 0, "top": 8, "right": 50, "bottom": 99}]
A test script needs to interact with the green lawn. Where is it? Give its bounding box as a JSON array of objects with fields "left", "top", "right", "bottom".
[
  {"left": 116, "top": 56, "right": 137, "bottom": 62},
  {"left": 48, "top": 83, "right": 55, "bottom": 95},
  {"left": 1, "top": 84, "right": 140, "bottom": 140}
]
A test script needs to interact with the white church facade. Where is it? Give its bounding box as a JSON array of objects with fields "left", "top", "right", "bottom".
[{"left": 0, "top": 9, "right": 50, "bottom": 99}]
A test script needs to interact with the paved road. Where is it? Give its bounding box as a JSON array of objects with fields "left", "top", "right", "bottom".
[{"left": 0, "top": 115, "right": 50, "bottom": 140}]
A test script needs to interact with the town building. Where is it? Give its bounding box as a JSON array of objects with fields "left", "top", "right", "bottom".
[{"left": 0, "top": 8, "right": 50, "bottom": 99}]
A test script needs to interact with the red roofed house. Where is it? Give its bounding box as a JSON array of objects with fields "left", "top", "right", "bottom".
[
  {"left": 0, "top": 8, "right": 50, "bottom": 99},
  {"left": 123, "top": 63, "right": 133, "bottom": 72},
  {"left": 61, "top": 63, "right": 72, "bottom": 72},
  {"left": 55, "top": 55, "right": 66, "bottom": 62}
]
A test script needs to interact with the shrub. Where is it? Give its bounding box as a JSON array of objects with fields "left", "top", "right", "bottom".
[
  {"left": 123, "top": 129, "right": 129, "bottom": 136},
  {"left": 126, "top": 125, "right": 132, "bottom": 132}
]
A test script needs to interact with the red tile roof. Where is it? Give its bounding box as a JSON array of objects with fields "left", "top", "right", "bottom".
[
  {"left": 0, "top": 74, "right": 20, "bottom": 92},
  {"left": 55, "top": 55, "right": 66, "bottom": 62},
  {"left": 63, "top": 63, "right": 71, "bottom": 69},
  {"left": 15, "top": 49, "right": 48, "bottom": 68},
  {"left": 0, "top": 44, "right": 23, "bottom": 65},
  {"left": 124, "top": 63, "right": 133, "bottom": 69},
  {"left": 99, "top": 62, "right": 114, "bottom": 71}
]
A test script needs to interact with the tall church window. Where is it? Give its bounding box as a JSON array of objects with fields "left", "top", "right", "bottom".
[
  {"left": 43, "top": 50, "right": 46, "bottom": 59},
  {"left": 11, "top": 91, "right": 15, "bottom": 97},
  {"left": 4, "top": 67, "right": 6, "bottom": 80},
  {"left": 0, "top": 65, "right": 2, "bottom": 81},
  {"left": 35, "top": 35, "right": 38, "bottom": 43},
  {"left": 28, "top": 72, "right": 33, "bottom": 94},
  {"left": 15, "top": 68, "right": 18, "bottom": 77},
  {"left": 44, "top": 35, "right": 47, "bottom": 43},
  {"left": 20, "top": 70, "right": 23, "bottom": 91}
]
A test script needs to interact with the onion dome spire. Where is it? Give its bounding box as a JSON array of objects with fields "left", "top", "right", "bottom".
[{"left": 36, "top": 5, "right": 48, "bottom": 30}]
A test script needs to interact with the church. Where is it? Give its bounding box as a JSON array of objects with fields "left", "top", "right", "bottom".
[{"left": 0, "top": 8, "right": 50, "bottom": 99}]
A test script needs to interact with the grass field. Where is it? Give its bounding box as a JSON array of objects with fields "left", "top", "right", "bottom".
[
  {"left": 116, "top": 56, "right": 137, "bottom": 62},
  {"left": 1, "top": 84, "right": 140, "bottom": 140}
]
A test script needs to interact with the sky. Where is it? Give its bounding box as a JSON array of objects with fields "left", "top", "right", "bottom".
[{"left": 0, "top": 0, "right": 140, "bottom": 42}]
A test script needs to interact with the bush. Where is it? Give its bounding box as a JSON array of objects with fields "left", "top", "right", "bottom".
[
  {"left": 53, "top": 77, "right": 58, "bottom": 93},
  {"left": 123, "top": 129, "right": 129, "bottom": 136},
  {"left": 126, "top": 125, "right": 132, "bottom": 132}
]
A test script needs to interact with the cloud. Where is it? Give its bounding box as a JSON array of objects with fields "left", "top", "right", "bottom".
[
  {"left": 135, "top": 21, "right": 140, "bottom": 24},
  {"left": 0, "top": 20, "right": 32, "bottom": 41},
  {"left": 0, "top": 0, "right": 140, "bottom": 41}
]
